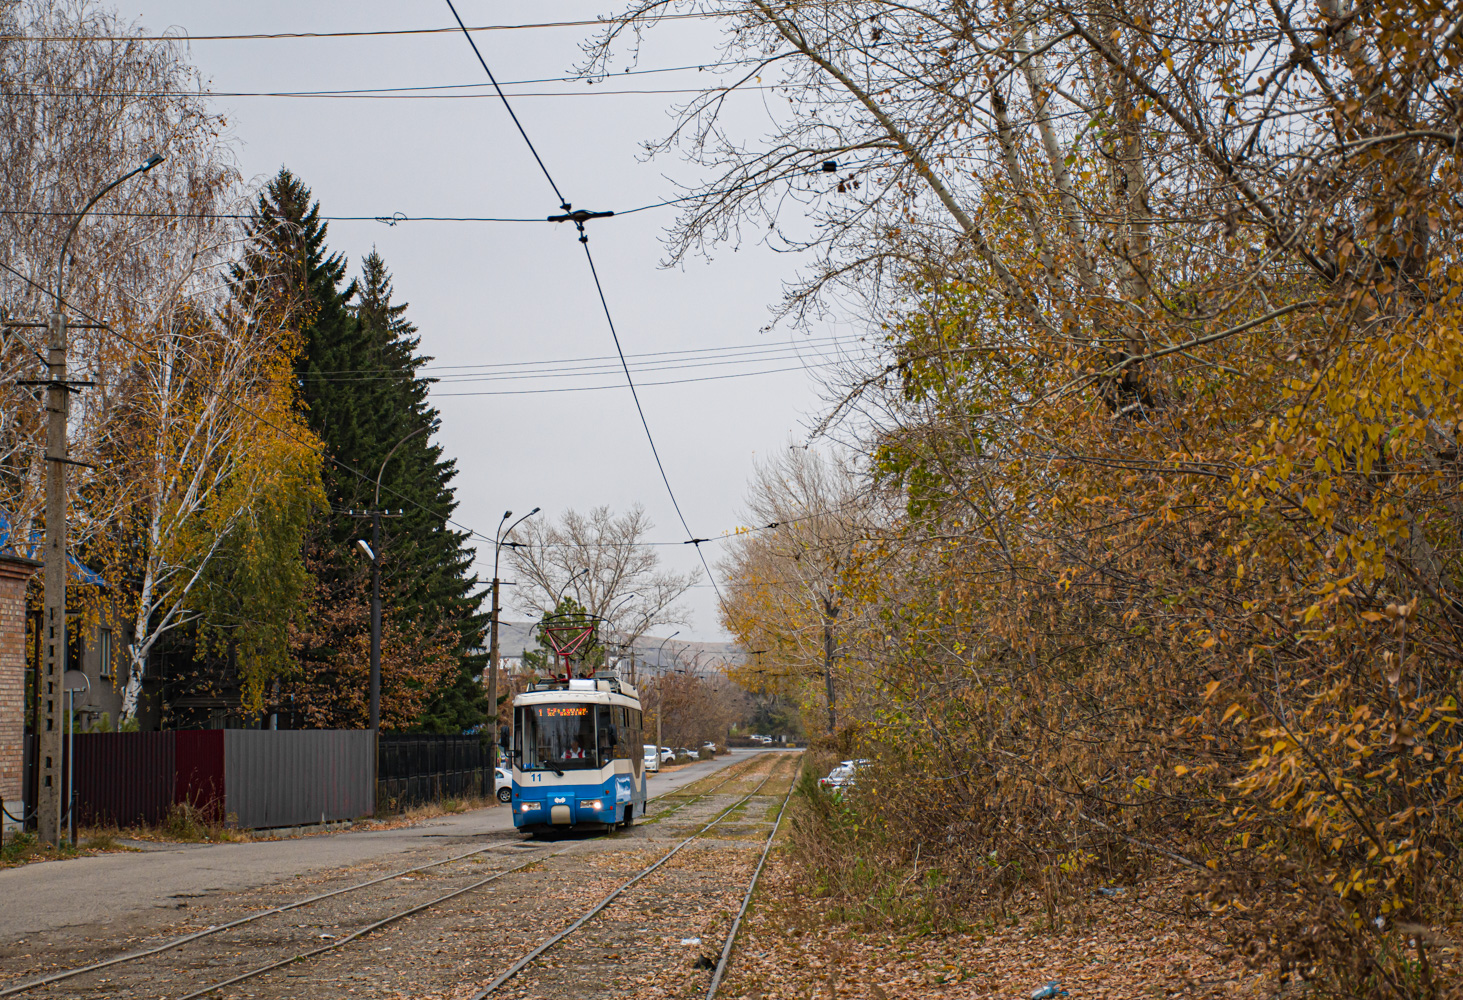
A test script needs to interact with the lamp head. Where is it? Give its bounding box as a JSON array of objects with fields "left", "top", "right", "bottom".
[
  {"left": 355, "top": 539, "right": 375, "bottom": 561},
  {"left": 141, "top": 153, "right": 164, "bottom": 170}
]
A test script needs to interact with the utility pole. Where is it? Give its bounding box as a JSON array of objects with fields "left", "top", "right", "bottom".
[
  {"left": 35, "top": 154, "right": 163, "bottom": 845},
  {"left": 38, "top": 307, "right": 66, "bottom": 845},
  {"left": 352, "top": 426, "right": 425, "bottom": 742},
  {"left": 369, "top": 509, "right": 381, "bottom": 731},
  {"left": 490, "top": 507, "right": 539, "bottom": 779}
]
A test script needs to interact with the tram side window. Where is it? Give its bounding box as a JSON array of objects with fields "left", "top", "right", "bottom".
[
  {"left": 597, "top": 707, "right": 612, "bottom": 762},
  {"left": 516, "top": 704, "right": 598, "bottom": 770},
  {"left": 612, "top": 707, "right": 630, "bottom": 759}
]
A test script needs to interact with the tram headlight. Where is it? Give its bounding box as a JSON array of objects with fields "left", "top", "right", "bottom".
[
  {"left": 584, "top": 800, "right": 602, "bottom": 810},
  {"left": 520, "top": 802, "right": 541, "bottom": 813}
]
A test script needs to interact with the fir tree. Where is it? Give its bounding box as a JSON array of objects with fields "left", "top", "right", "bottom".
[
  {"left": 351, "top": 250, "right": 486, "bottom": 733},
  {"left": 243, "top": 170, "right": 486, "bottom": 732}
]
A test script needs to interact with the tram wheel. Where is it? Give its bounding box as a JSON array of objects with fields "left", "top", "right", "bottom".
[{"left": 621, "top": 806, "right": 635, "bottom": 829}]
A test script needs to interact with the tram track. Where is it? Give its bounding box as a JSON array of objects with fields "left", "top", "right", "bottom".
[
  {"left": 0, "top": 842, "right": 555, "bottom": 998},
  {"left": 0, "top": 751, "right": 778, "bottom": 1000},
  {"left": 468, "top": 751, "right": 802, "bottom": 999}
]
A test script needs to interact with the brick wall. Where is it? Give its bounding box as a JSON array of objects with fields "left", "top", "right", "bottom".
[{"left": 0, "top": 556, "right": 39, "bottom": 827}]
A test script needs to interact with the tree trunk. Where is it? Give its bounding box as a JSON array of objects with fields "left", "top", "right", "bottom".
[{"left": 822, "top": 596, "right": 839, "bottom": 734}]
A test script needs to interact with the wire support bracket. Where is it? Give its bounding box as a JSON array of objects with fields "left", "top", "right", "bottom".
[{"left": 548, "top": 204, "right": 614, "bottom": 243}]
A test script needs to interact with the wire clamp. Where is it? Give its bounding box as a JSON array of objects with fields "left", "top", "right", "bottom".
[{"left": 548, "top": 204, "right": 615, "bottom": 243}]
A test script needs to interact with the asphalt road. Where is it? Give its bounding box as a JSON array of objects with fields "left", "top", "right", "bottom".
[{"left": 0, "top": 749, "right": 777, "bottom": 942}]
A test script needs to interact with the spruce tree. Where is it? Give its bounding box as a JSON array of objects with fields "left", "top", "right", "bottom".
[
  {"left": 243, "top": 170, "right": 486, "bottom": 732},
  {"left": 351, "top": 251, "right": 486, "bottom": 734}
]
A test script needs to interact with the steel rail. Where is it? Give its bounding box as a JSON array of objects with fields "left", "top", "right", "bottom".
[
  {"left": 640, "top": 756, "right": 756, "bottom": 823},
  {"left": 0, "top": 755, "right": 768, "bottom": 999},
  {"left": 0, "top": 841, "right": 542, "bottom": 998},
  {"left": 467, "top": 755, "right": 794, "bottom": 999},
  {"left": 705, "top": 757, "right": 802, "bottom": 998},
  {"left": 178, "top": 847, "right": 572, "bottom": 999}
]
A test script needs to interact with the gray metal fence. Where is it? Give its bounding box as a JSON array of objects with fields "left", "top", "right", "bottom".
[
  {"left": 57, "top": 730, "right": 374, "bottom": 831},
  {"left": 377, "top": 734, "right": 491, "bottom": 812},
  {"left": 224, "top": 730, "right": 374, "bottom": 829}
]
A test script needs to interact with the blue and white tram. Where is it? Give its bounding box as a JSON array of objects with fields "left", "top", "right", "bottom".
[{"left": 510, "top": 673, "right": 647, "bottom": 833}]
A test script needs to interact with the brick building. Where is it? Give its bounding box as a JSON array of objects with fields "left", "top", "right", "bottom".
[{"left": 0, "top": 554, "right": 39, "bottom": 833}]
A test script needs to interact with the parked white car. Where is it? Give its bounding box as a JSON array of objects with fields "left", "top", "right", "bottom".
[
  {"left": 660, "top": 747, "right": 676, "bottom": 764},
  {"left": 494, "top": 767, "right": 512, "bottom": 803},
  {"left": 643, "top": 743, "right": 661, "bottom": 773},
  {"left": 818, "top": 759, "right": 871, "bottom": 793}
]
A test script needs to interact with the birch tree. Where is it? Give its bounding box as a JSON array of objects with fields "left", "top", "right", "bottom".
[{"left": 508, "top": 504, "right": 699, "bottom": 644}]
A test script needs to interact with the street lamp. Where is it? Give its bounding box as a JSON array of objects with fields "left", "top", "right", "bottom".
[
  {"left": 601, "top": 593, "right": 637, "bottom": 674},
  {"left": 656, "top": 631, "right": 681, "bottom": 675},
  {"left": 489, "top": 506, "right": 539, "bottom": 776},
  {"left": 37, "top": 153, "right": 164, "bottom": 846},
  {"left": 358, "top": 425, "right": 427, "bottom": 735},
  {"left": 652, "top": 630, "right": 680, "bottom": 755},
  {"left": 554, "top": 567, "right": 588, "bottom": 610}
]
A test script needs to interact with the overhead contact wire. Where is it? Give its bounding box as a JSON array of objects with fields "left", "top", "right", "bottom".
[{"left": 442, "top": 0, "right": 723, "bottom": 599}]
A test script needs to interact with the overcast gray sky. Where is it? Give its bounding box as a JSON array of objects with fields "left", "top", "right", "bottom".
[{"left": 118, "top": 1, "right": 857, "bottom": 640}]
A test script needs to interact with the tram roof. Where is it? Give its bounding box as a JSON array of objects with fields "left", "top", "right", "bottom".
[{"left": 514, "top": 675, "right": 641, "bottom": 708}]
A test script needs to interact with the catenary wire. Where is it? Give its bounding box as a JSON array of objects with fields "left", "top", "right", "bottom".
[
  {"left": 442, "top": 0, "right": 725, "bottom": 599},
  {"left": 443, "top": 0, "right": 566, "bottom": 207}
]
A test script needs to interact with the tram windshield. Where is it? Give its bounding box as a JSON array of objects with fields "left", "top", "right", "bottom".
[{"left": 516, "top": 703, "right": 601, "bottom": 770}]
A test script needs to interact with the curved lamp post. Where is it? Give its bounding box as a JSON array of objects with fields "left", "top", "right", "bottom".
[
  {"left": 651, "top": 630, "right": 681, "bottom": 755},
  {"left": 359, "top": 425, "right": 427, "bottom": 734},
  {"left": 38, "top": 154, "right": 164, "bottom": 846},
  {"left": 488, "top": 506, "right": 539, "bottom": 774}
]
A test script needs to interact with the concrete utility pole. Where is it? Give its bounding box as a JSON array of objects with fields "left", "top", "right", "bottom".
[
  {"left": 490, "top": 507, "right": 539, "bottom": 778},
  {"left": 37, "top": 154, "right": 162, "bottom": 846},
  {"left": 355, "top": 425, "right": 426, "bottom": 736}
]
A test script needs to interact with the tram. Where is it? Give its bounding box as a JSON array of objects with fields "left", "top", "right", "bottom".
[{"left": 508, "top": 672, "right": 647, "bottom": 833}]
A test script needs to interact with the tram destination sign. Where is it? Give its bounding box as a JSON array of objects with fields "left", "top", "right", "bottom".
[{"left": 537, "top": 705, "right": 590, "bottom": 718}]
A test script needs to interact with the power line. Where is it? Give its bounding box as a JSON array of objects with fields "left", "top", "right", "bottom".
[
  {"left": 0, "top": 57, "right": 770, "bottom": 98},
  {"left": 443, "top": 0, "right": 726, "bottom": 601},
  {"left": 309, "top": 332, "right": 857, "bottom": 375},
  {"left": 0, "top": 9, "right": 804, "bottom": 42},
  {"left": 431, "top": 361, "right": 841, "bottom": 396},
  {"left": 6, "top": 84, "right": 781, "bottom": 101},
  {"left": 0, "top": 159, "right": 879, "bottom": 226},
  {"left": 307, "top": 342, "right": 861, "bottom": 383}
]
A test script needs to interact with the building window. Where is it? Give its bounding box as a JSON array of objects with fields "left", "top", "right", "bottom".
[{"left": 99, "top": 628, "right": 113, "bottom": 678}]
